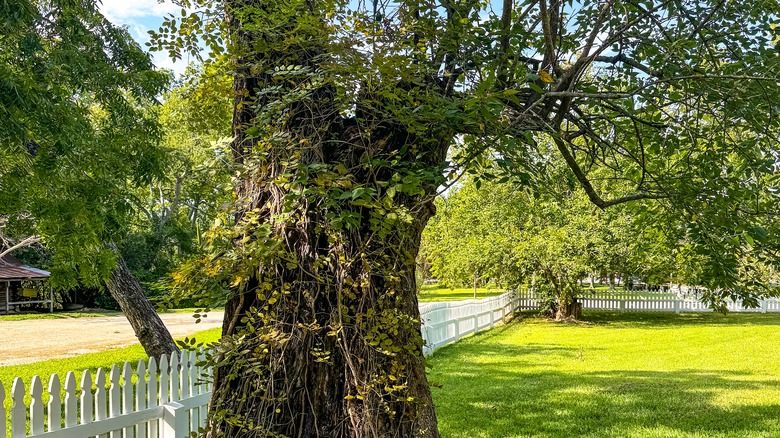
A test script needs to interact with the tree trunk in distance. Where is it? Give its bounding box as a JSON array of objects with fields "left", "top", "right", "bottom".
[
  {"left": 556, "top": 298, "right": 582, "bottom": 320},
  {"left": 105, "top": 243, "right": 179, "bottom": 360}
]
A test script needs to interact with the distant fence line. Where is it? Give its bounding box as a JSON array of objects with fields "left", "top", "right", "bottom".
[{"left": 516, "top": 289, "right": 780, "bottom": 313}]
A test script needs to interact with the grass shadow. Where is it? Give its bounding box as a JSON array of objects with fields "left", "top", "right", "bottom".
[{"left": 428, "top": 312, "right": 780, "bottom": 437}]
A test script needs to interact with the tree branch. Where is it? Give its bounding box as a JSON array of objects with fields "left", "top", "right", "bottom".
[
  {"left": 0, "top": 235, "right": 42, "bottom": 260},
  {"left": 552, "top": 135, "right": 665, "bottom": 209},
  {"left": 594, "top": 54, "right": 664, "bottom": 79}
]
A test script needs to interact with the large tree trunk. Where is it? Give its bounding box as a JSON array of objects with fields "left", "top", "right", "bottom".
[
  {"left": 105, "top": 243, "right": 179, "bottom": 360},
  {"left": 205, "top": 1, "right": 450, "bottom": 435},
  {"left": 210, "top": 210, "right": 440, "bottom": 437}
]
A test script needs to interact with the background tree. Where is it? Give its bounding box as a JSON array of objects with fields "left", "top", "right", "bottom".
[
  {"left": 0, "top": 0, "right": 178, "bottom": 358},
  {"left": 153, "top": 0, "right": 780, "bottom": 435},
  {"left": 421, "top": 171, "right": 641, "bottom": 319},
  {"left": 121, "top": 62, "right": 233, "bottom": 295},
  {"left": 421, "top": 180, "right": 521, "bottom": 293}
]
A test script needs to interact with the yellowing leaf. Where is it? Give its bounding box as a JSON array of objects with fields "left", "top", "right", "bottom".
[{"left": 539, "top": 70, "right": 555, "bottom": 84}]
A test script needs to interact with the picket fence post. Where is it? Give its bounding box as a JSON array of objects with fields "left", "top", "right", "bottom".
[
  {"left": 0, "top": 382, "right": 5, "bottom": 438},
  {"left": 161, "top": 402, "right": 188, "bottom": 438},
  {"left": 11, "top": 378, "right": 25, "bottom": 438}
]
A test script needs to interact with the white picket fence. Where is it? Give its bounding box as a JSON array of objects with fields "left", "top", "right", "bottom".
[
  {"left": 419, "top": 290, "right": 520, "bottom": 355},
  {"left": 516, "top": 289, "right": 780, "bottom": 313},
  {"left": 1, "top": 350, "right": 211, "bottom": 438},
  {"left": 3, "top": 294, "right": 523, "bottom": 437}
]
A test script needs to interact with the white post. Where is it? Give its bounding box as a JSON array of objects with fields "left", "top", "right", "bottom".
[
  {"left": 674, "top": 300, "right": 680, "bottom": 314},
  {"left": 64, "top": 372, "right": 77, "bottom": 428},
  {"left": 109, "top": 365, "right": 121, "bottom": 438},
  {"left": 81, "top": 370, "right": 94, "bottom": 426},
  {"left": 0, "top": 382, "right": 5, "bottom": 438},
  {"left": 95, "top": 368, "right": 108, "bottom": 438},
  {"left": 11, "top": 378, "right": 25, "bottom": 438},
  {"left": 30, "top": 376, "right": 44, "bottom": 435},
  {"left": 48, "top": 374, "right": 62, "bottom": 436},
  {"left": 161, "top": 402, "right": 188, "bottom": 438},
  {"left": 761, "top": 300, "right": 767, "bottom": 314}
]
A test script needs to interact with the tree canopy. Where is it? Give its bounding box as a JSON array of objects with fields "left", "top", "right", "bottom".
[
  {"left": 1, "top": 0, "right": 170, "bottom": 287},
  {"left": 145, "top": 0, "right": 780, "bottom": 435}
]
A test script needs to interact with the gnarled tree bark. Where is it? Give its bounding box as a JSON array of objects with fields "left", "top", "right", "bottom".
[{"left": 105, "top": 243, "right": 179, "bottom": 360}]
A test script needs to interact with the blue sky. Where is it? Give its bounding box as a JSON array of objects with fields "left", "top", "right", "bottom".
[{"left": 99, "top": 0, "right": 190, "bottom": 76}]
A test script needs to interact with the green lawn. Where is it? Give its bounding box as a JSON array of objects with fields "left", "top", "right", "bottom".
[
  {"left": 0, "top": 307, "right": 212, "bottom": 321},
  {"left": 418, "top": 284, "right": 505, "bottom": 302},
  {"left": 0, "top": 310, "right": 120, "bottom": 321},
  {"left": 8, "top": 311, "right": 780, "bottom": 437},
  {"left": 428, "top": 311, "right": 780, "bottom": 437}
]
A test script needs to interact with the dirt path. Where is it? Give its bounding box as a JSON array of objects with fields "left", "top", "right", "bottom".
[{"left": 0, "top": 312, "right": 224, "bottom": 366}]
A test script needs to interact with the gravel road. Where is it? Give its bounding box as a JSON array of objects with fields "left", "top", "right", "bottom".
[{"left": 0, "top": 312, "right": 224, "bottom": 366}]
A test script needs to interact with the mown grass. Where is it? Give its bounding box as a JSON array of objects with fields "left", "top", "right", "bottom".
[
  {"left": 0, "top": 328, "right": 222, "bottom": 387},
  {"left": 418, "top": 284, "right": 505, "bottom": 302},
  {"left": 0, "top": 307, "right": 217, "bottom": 321},
  {"left": 428, "top": 311, "right": 780, "bottom": 437},
  {"left": 0, "top": 310, "right": 120, "bottom": 321}
]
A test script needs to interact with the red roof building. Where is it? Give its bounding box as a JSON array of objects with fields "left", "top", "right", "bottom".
[{"left": 1, "top": 254, "right": 53, "bottom": 314}]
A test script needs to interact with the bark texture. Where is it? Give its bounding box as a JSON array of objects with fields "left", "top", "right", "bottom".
[
  {"left": 105, "top": 243, "right": 179, "bottom": 360},
  {"left": 556, "top": 298, "right": 582, "bottom": 320},
  {"left": 206, "top": 0, "right": 450, "bottom": 435}
]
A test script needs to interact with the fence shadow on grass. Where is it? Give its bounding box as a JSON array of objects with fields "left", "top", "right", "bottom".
[{"left": 582, "top": 311, "right": 780, "bottom": 328}]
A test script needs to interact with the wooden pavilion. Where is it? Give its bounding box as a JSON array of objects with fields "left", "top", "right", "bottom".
[{"left": 0, "top": 254, "right": 53, "bottom": 314}]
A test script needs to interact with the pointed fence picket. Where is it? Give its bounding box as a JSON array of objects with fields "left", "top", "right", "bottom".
[{"left": 3, "top": 350, "right": 212, "bottom": 438}]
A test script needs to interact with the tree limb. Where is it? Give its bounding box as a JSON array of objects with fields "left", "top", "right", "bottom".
[
  {"left": 552, "top": 135, "right": 665, "bottom": 209},
  {"left": 594, "top": 54, "right": 664, "bottom": 79},
  {"left": 0, "top": 235, "right": 42, "bottom": 260}
]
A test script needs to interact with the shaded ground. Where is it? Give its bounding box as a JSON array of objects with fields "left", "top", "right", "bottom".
[{"left": 0, "top": 311, "right": 223, "bottom": 366}]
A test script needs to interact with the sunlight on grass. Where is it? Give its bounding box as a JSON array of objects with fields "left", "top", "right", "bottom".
[
  {"left": 418, "top": 283, "right": 505, "bottom": 302},
  {"left": 428, "top": 311, "right": 780, "bottom": 438},
  {"left": 0, "top": 310, "right": 120, "bottom": 321}
]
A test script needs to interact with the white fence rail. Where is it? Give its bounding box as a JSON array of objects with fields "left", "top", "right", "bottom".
[
  {"left": 419, "top": 291, "right": 520, "bottom": 355},
  {"left": 2, "top": 350, "right": 211, "bottom": 438},
  {"left": 516, "top": 289, "right": 780, "bottom": 313},
  {"left": 4, "top": 294, "right": 523, "bottom": 437}
]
